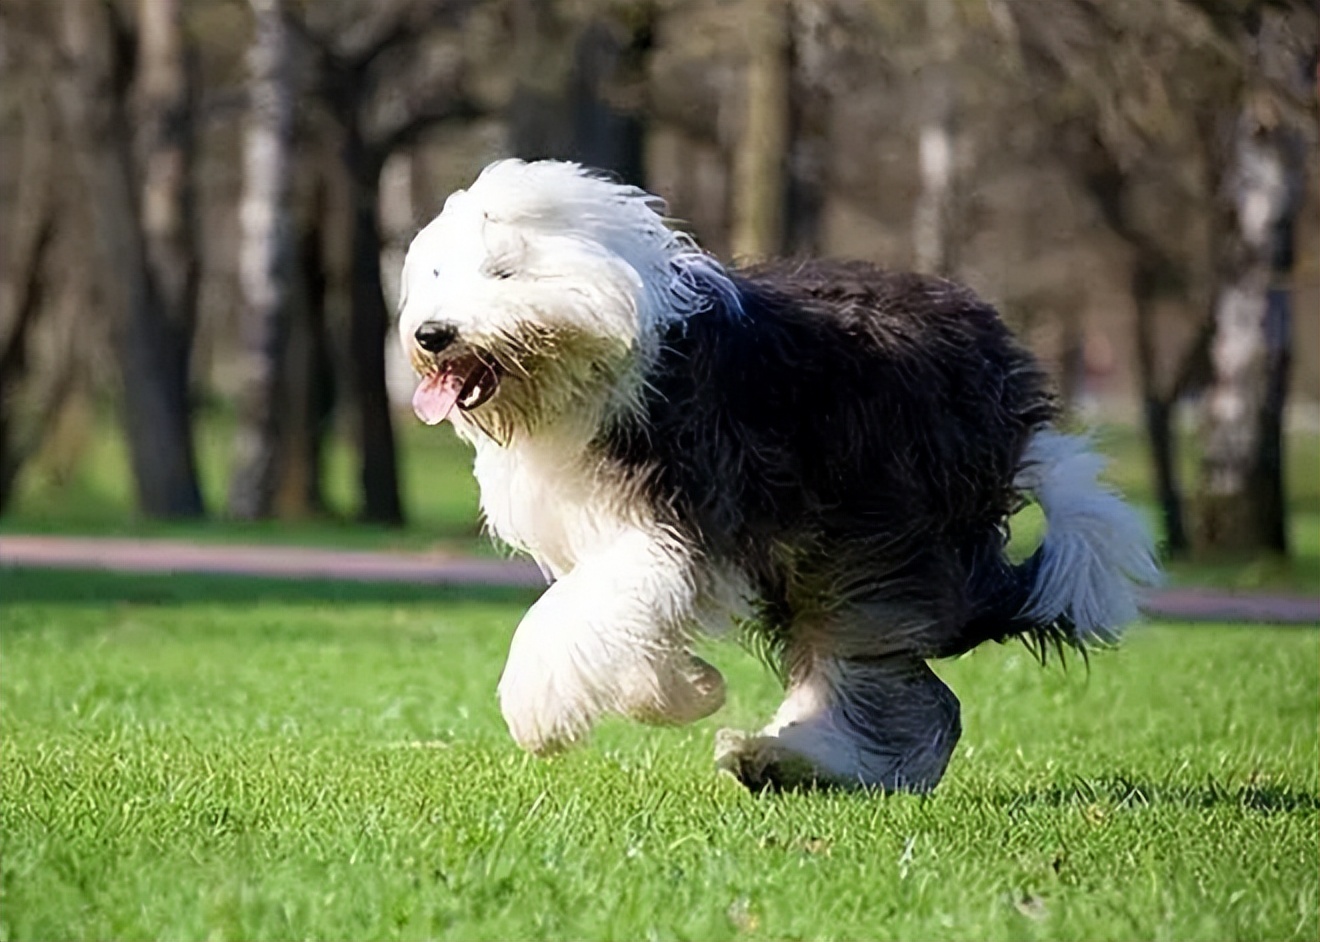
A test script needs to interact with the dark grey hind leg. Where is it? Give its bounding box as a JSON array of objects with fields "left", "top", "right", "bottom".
[{"left": 717, "top": 648, "right": 961, "bottom": 792}]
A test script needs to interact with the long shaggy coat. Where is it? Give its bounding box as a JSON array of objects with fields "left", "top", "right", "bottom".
[{"left": 397, "top": 159, "right": 1158, "bottom": 790}]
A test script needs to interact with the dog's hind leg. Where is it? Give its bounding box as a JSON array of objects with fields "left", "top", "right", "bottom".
[
  {"left": 717, "top": 646, "right": 961, "bottom": 792},
  {"left": 497, "top": 530, "right": 725, "bottom": 754}
]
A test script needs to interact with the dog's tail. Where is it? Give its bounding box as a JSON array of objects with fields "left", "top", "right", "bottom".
[
  {"left": 1012, "top": 430, "right": 1160, "bottom": 652},
  {"left": 958, "top": 430, "right": 1160, "bottom": 659}
]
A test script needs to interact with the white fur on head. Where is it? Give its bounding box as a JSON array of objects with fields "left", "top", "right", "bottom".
[
  {"left": 395, "top": 162, "right": 740, "bottom": 569},
  {"left": 398, "top": 160, "right": 736, "bottom": 383}
]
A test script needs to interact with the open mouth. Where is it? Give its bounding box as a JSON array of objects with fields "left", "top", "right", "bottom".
[{"left": 412, "top": 351, "right": 502, "bottom": 425}]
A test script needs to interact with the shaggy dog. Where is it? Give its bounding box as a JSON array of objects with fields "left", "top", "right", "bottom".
[{"left": 398, "top": 159, "right": 1159, "bottom": 791}]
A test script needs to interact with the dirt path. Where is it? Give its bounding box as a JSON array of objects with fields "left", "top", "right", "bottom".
[
  {"left": 0, "top": 535, "right": 545, "bottom": 589},
  {"left": 2, "top": 534, "right": 1316, "bottom": 625}
]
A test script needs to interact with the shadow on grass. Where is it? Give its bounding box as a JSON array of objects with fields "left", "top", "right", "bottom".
[
  {"left": 997, "top": 775, "right": 1320, "bottom": 815},
  {"left": 0, "top": 567, "right": 542, "bottom": 609}
]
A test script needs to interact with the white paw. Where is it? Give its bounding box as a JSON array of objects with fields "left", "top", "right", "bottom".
[
  {"left": 497, "top": 640, "right": 725, "bottom": 752},
  {"left": 496, "top": 651, "right": 596, "bottom": 755}
]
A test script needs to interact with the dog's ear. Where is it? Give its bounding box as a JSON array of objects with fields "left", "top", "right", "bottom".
[{"left": 668, "top": 254, "right": 744, "bottom": 323}]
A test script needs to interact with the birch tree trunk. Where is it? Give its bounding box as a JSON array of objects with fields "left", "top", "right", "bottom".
[
  {"left": 1196, "top": 14, "right": 1310, "bottom": 556},
  {"left": 228, "top": 0, "right": 296, "bottom": 520},
  {"left": 54, "top": 0, "right": 204, "bottom": 518}
]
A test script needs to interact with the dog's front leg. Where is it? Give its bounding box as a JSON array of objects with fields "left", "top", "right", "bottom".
[{"left": 497, "top": 531, "right": 725, "bottom": 754}]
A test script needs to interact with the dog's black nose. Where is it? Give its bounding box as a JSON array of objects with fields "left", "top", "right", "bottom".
[{"left": 415, "top": 321, "right": 458, "bottom": 354}]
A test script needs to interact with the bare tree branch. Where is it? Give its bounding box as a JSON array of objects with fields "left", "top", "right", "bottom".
[
  {"left": 285, "top": 0, "right": 476, "bottom": 78},
  {"left": 281, "top": 7, "right": 344, "bottom": 74},
  {"left": 341, "top": 0, "right": 476, "bottom": 71},
  {"left": 370, "top": 91, "right": 488, "bottom": 164}
]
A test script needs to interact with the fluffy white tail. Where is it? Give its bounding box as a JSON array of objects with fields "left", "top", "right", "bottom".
[{"left": 1014, "top": 431, "right": 1161, "bottom": 644}]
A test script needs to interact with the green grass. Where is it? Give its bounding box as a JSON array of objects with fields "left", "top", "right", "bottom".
[{"left": 3, "top": 568, "right": 1317, "bottom": 941}]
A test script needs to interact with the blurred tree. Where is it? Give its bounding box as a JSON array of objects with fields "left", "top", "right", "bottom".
[
  {"left": 730, "top": 0, "right": 790, "bottom": 259},
  {"left": 647, "top": 0, "right": 854, "bottom": 257},
  {"left": 1196, "top": 4, "right": 1314, "bottom": 555},
  {"left": 783, "top": 0, "right": 831, "bottom": 256},
  {"left": 998, "top": 0, "right": 1235, "bottom": 554},
  {"left": 570, "top": 12, "right": 651, "bottom": 184},
  {"left": 289, "top": 0, "right": 481, "bottom": 525},
  {"left": 4, "top": 0, "right": 1313, "bottom": 547},
  {"left": 1002, "top": 0, "right": 1315, "bottom": 558},
  {"left": 912, "top": 0, "right": 959, "bottom": 275},
  {"left": 273, "top": 162, "right": 338, "bottom": 519},
  {"left": 228, "top": 0, "right": 297, "bottom": 520},
  {"left": 52, "top": 0, "right": 205, "bottom": 519},
  {"left": 0, "top": 53, "right": 59, "bottom": 513},
  {"left": 508, "top": 0, "right": 653, "bottom": 184},
  {"left": 1078, "top": 137, "right": 1208, "bottom": 556},
  {"left": 507, "top": 0, "right": 574, "bottom": 162}
]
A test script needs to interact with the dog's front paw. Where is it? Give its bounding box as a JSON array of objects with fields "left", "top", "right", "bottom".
[{"left": 497, "top": 660, "right": 595, "bottom": 755}]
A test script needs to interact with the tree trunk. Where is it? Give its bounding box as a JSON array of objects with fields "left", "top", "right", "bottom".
[
  {"left": 730, "top": 0, "right": 790, "bottom": 260},
  {"left": 131, "top": 0, "right": 205, "bottom": 518},
  {"left": 1056, "top": 307, "right": 1085, "bottom": 417},
  {"left": 275, "top": 174, "right": 336, "bottom": 519},
  {"left": 345, "top": 137, "right": 403, "bottom": 525},
  {"left": 228, "top": 0, "right": 296, "bottom": 520},
  {"left": 508, "top": 0, "right": 575, "bottom": 161},
  {"left": 785, "top": 0, "right": 827, "bottom": 256},
  {"left": 507, "top": 2, "right": 649, "bottom": 183},
  {"left": 282, "top": 0, "right": 485, "bottom": 526},
  {"left": 1251, "top": 283, "right": 1290, "bottom": 551},
  {"left": 1078, "top": 148, "right": 1192, "bottom": 555},
  {"left": 912, "top": 0, "right": 959, "bottom": 275},
  {"left": 1196, "top": 142, "right": 1302, "bottom": 552},
  {"left": 54, "top": 0, "right": 204, "bottom": 519},
  {"left": 1195, "top": 16, "right": 1309, "bottom": 557},
  {"left": 0, "top": 75, "right": 57, "bottom": 515},
  {"left": 569, "top": 17, "right": 649, "bottom": 184},
  {"left": 1128, "top": 255, "right": 1190, "bottom": 555}
]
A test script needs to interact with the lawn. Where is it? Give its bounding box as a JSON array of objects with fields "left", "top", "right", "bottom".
[{"left": 2, "top": 568, "right": 1316, "bottom": 941}]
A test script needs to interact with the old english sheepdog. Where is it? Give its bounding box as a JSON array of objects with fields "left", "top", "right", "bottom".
[{"left": 398, "top": 159, "right": 1159, "bottom": 792}]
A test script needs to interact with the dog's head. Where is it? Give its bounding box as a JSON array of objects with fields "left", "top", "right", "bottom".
[{"left": 398, "top": 159, "right": 734, "bottom": 441}]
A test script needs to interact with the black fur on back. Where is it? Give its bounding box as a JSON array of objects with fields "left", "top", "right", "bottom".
[{"left": 595, "top": 258, "right": 1064, "bottom": 661}]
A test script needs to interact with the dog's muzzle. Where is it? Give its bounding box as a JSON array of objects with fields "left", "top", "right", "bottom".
[{"left": 411, "top": 321, "right": 502, "bottom": 425}]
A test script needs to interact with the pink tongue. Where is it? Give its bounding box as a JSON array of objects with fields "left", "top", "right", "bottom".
[{"left": 412, "top": 371, "right": 465, "bottom": 425}]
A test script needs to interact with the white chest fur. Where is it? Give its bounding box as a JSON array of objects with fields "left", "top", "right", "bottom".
[{"left": 468, "top": 422, "right": 634, "bottom": 578}]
